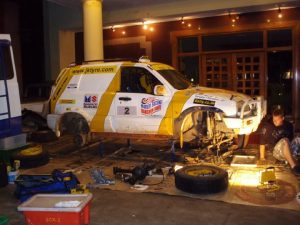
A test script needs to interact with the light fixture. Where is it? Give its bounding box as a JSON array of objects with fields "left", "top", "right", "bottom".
[
  {"left": 197, "top": 25, "right": 201, "bottom": 30},
  {"left": 278, "top": 7, "right": 282, "bottom": 18},
  {"left": 149, "top": 27, "right": 154, "bottom": 32},
  {"left": 267, "top": 19, "right": 271, "bottom": 23},
  {"left": 143, "top": 21, "right": 148, "bottom": 30},
  {"left": 111, "top": 26, "right": 115, "bottom": 32},
  {"left": 187, "top": 23, "right": 191, "bottom": 28},
  {"left": 181, "top": 17, "right": 185, "bottom": 24},
  {"left": 122, "top": 31, "right": 126, "bottom": 35},
  {"left": 228, "top": 11, "right": 239, "bottom": 27}
]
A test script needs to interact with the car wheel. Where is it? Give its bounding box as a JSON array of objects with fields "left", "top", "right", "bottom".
[
  {"left": 175, "top": 165, "right": 228, "bottom": 194},
  {"left": 12, "top": 145, "right": 49, "bottom": 169}
]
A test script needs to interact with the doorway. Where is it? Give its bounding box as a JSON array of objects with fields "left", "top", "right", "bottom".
[
  {"left": 267, "top": 51, "right": 293, "bottom": 115},
  {"left": 201, "top": 52, "right": 265, "bottom": 97}
]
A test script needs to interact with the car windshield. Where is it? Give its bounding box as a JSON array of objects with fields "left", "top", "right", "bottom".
[{"left": 157, "top": 69, "right": 191, "bottom": 90}]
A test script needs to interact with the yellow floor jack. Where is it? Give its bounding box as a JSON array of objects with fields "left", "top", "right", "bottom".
[
  {"left": 257, "top": 167, "right": 280, "bottom": 200},
  {"left": 70, "top": 184, "right": 90, "bottom": 194}
]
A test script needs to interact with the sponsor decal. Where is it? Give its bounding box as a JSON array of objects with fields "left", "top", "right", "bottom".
[
  {"left": 59, "top": 99, "right": 75, "bottom": 104},
  {"left": 67, "top": 83, "right": 78, "bottom": 89},
  {"left": 117, "top": 106, "right": 137, "bottom": 116},
  {"left": 141, "top": 97, "right": 162, "bottom": 115},
  {"left": 194, "top": 94, "right": 224, "bottom": 101},
  {"left": 84, "top": 94, "right": 98, "bottom": 108},
  {"left": 193, "top": 98, "right": 215, "bottom": 106},
  {"left": 71, "top": 66, "right": 117, "bottom": 75}
]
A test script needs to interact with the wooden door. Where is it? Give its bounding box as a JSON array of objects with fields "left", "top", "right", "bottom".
[
  {"left": 201, "top": 54, "right": 232, "bottom": 90},
  {"left": 232, "top": 53, "right": 265, "bottom": 96},
  {"left": 202, "top": 52, "right": 265, "bottom": 97}
]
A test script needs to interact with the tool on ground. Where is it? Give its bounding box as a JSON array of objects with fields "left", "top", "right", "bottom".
[
  {"left": 90, "top": 168, "right": 115, "bottom": 185},
  {"left": 113, "top": 163, "right": 156, "bottom": 185},
  {"left": 257, "top": 167, "right": 280, "bottom": 193},
  {"left": 14, "top": 169, "right": 80, "bottom": 202},
  {"left": 70, "top": 184, "right": 90, "bottom": 194}
]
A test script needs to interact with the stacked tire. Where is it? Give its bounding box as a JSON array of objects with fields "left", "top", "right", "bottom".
[{"left": 11, "top": 145, "right": 49, "bottom": 169}]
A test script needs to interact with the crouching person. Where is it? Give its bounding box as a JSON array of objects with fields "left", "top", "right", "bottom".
[{"left": 259, "top": 108, "right": 300, "bottom": 175}]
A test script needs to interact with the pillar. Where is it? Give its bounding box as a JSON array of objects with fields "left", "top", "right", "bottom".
[{"left": 82, "top": 0, "right": 103, "bottom": 61}]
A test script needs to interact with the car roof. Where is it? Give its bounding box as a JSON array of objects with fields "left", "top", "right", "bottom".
[{"left": 68, "top": 60, "right": 174, "bottom": 71}]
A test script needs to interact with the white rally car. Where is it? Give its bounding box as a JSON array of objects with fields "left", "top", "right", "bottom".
[{"left": 47, "top": 58, "right": 266, "bottom": 148}]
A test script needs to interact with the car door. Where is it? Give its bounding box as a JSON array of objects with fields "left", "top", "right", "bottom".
[{"left": 112, "top": 66, "right": 171, "bottom": 134}]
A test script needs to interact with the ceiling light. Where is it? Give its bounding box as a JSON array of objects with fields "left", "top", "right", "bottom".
[
  {"left": 143, "top": 21, "right": 148, "bottom": 30},
  {"left": 122, "top": 31, "right": 126, "bottom": 35},
  {"left": 149, "top": 27, "right": 154, "bottom": 32},
  {"left": 278, "top": 7, "right": 282, "bottom": 18},
  {"left": 188, "top": 23, "right": 191, "bottom": 27},
  {"left": 181, "top": 17, "right": 185, "bottom": 24}
]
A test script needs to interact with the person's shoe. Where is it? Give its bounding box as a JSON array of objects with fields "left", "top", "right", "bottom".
[{"left": 292, "top": 165, "right": 300, "bottom": 176}]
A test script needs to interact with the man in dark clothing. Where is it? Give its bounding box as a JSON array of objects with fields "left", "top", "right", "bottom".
[{"left": 260, "top": 108, "right": 300, "bottom": 175}]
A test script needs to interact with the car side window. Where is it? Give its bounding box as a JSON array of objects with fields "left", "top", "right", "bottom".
[{"left": 121, "top": 67, "right": 162, "bottom": 94}]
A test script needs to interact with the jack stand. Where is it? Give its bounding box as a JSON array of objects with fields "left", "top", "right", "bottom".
[
  {"left": 170, "top": 140, "right": 177, "bottom": 162},
  {"left": 113, "top": 139, "right": 140, "bottom": 157},
  {"left": 126, "top": 139, "right": 140, "bottom": 154},
  {"left": 98, "top": 140, "right": 104, "bottom": 157},
  {"left": 127, "top": 139, "right": 132, "bottom": 152}
]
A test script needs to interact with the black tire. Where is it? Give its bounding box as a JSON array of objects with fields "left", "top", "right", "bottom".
[
  {"left": 175, "top": 165, "right": 228, "bottom": 194},
  {"left": 11, "top": 145, "right": 49, "bottom": 169}
]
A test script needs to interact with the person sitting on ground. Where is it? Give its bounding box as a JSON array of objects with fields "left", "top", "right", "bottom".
[{"left": 259, "top": 108, "right": 300, "bottom": 175}]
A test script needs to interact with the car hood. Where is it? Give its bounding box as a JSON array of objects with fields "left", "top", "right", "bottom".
[{"left": 177, "top": 86, "right": 252, "bottom": 103}]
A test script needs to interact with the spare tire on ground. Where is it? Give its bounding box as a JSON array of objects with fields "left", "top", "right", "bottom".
[
  {"left": 11, "top": 145, "right": 49, "bottom": 169},
  {"left": 175, "top": 165, "right": 228, "bottom": 194}
]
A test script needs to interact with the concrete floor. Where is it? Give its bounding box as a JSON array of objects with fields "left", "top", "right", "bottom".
[
  {"left": 1, "top": 186, "right": 300, "bottom": 225},
  {"left": 1, "top": 137, "right": 300, "bottom": 225}
]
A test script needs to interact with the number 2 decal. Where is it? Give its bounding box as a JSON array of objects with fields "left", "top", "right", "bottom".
[
  {"left": 124, "top": 107, "right": 130, "bottom": 115},
  {"left": 117, "top": 106, "right": 136, "bottom": 115}
]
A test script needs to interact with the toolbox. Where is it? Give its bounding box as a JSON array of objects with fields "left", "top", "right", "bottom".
[{"left": 18, "top": 193, "right": 92, "bottom": 225}]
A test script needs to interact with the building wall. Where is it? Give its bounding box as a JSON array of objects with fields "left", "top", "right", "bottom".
[{"left": 43, "top": 1, "right": 82, "bottom": 81}]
